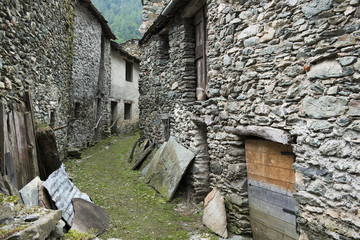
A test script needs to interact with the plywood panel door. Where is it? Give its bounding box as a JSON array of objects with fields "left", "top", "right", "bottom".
[{"left": 245, "top": 139, "right": 299, "bottom": 240}]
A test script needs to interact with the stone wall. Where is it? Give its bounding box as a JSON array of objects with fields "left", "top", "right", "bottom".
[
  {"left": 139, "top": 0, "right": 169, "bottom": 35},
  {"left": 0, "top": 0, "right": 74, "bottom": 155},
  {"left": 120, "top": 39, "right": 141, "bottom": 59},
  {"left": 139, "top": 0, "right": 360, "bottom": 239},
  {"left": 67, "top": 1, "right": 112, "bottom": 149}
]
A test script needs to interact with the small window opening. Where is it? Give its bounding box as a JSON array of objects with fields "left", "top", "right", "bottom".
[
  {"left": 158, "top": 32, "right": 170, "bottom": 61},
  {"left": 50, "top": 111, "right": 56, "bottom": 128},
  {"left": 74, "top": 102, "right": 80, "bottom": 119},
  {"left": 124, "top": 103, "right": 132, "bottom": 120},
  {"left": 126, "top": 61, "right": 133, "bottom": 82}
]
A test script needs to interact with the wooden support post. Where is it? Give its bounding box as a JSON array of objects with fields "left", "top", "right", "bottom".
[{"left": 0, "top": 102, "right": 5, "bottom": 175}]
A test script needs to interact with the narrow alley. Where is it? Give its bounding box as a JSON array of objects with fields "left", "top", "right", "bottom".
[{"left": 64, "top": 132, "right": 210, "bottom": 240}]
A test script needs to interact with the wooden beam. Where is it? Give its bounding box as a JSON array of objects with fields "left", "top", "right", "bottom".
[
  {"left": 181, "top": 0, "right": 206, "bottom": 18},
  {"left": 225, "top": 126, "right": 293, "bottom": 145},
  {"left": 0, "top": 102, "right": 4, "bottom": 175}
]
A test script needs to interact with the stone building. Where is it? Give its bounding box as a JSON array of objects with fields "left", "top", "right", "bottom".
[
  {"left": 67, "top": 0, "right": 116, "bottom": 149},
  {"left": 120, "top": 39, "right": 141, "bottom": 59},
  {"left": 0, "top": 0, "right": 74, "bottom": 155},
  {"left": 110, "top": 42, "right": 140, "bottom": 134},
  {"left": 0, "top": 0, "right": 116, "bottom": 154},
  {"left": 139, "top": 0, "right": 360, "bottom": 239}
]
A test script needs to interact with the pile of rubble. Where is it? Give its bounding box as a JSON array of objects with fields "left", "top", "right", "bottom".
[{"left": 0, "top": 164, "right": 109, "bottom": 240}]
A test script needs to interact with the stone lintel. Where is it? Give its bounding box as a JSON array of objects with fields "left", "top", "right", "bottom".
[{"left": 225, "top": 126, "right": 292, "bottom": 145}]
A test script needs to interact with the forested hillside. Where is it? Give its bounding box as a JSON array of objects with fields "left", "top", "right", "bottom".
[{"left": 91, "top": 0, "right": 142, "bottom": 43}]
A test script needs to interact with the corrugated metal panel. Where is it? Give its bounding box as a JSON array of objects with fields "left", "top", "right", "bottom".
[{"left": 43, "top": 164, "right": 91, "bottom": 226}]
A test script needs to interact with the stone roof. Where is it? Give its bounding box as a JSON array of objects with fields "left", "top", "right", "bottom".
[
  {"left": 80, "top": 0, "right": 117, "bottom": 40},
  {"left": 111, "top": 41, "right": 140, "bottom": 63},
  {"left": 139, "top": 0, "right": 191, "bottom": 45}
]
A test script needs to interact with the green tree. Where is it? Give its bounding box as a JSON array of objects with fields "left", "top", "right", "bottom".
[{"left": 91, "top": 0, "right": 142, "bottom": 43}]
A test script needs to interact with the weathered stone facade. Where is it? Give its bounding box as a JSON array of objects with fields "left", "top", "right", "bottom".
[
  {"left": 1, "top": 0, "right": 115, "bottom": 155},
  {"left": 139, "top": 0, "right": 169, "bottom": 35},
  {"left": 67, "top": 1, "right": 113, "bottom": 149},
  {"left": 120, "top": 39, "right": 141, "bottom": 59},
  {"left": 0, "top": 0, "right": 74, "bottom": 154},
  {"left": 139, "top": 0, "right": 360, "bottom": 239}
]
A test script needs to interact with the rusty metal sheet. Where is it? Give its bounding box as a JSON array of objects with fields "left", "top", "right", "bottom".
[{"left": 43, "top": 164, "right": 91, "bottom": 226}]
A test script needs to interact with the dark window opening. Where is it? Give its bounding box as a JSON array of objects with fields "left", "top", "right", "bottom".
[
  {"left": 74, "top": 102, "right": 80, "bottom": 119},
  {"left": 126, "top": 61, "right": 133, "bottom": 82},
  {"left": 111, "top": 101, "right": 118, "bottom": 133},
  {"left": 50, "top": 111, "right": 56, "bottom": 128},
  {"left": 111, "top": 101, "right": 118, "bottom": 124},
  {"left": 124, "top": 103, "right": 132, "bottom": 120},
  {"left": 158, "top": 32, "right": 170, "bottom": 61}
]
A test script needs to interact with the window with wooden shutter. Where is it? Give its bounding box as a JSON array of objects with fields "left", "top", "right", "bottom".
[{"left": 194, "top": 7, "right": 208, "bottom": 101}]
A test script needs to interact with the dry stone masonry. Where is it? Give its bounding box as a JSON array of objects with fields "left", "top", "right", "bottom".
[
  {"left": 68, "top": 1, "right": 113, "bottom": 149},
  {"left": 1, "top": 0, "right": 115, "bottom": 157},
  {"left": 139, "top": 0, "right": 360, "bottom": 239},
  {"left": 0, "top": 0, "right": 73, "bottom": 154}
]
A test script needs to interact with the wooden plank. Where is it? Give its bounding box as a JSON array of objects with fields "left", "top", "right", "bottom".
[
  {"left": 246, "top": 151, "right": 294, "bottom": 169},
  {"left": 249, "top": 196, "right": 296, "bottom": 224},
  {"left": 248, "top": 183, "right": 298, "bottom": 211},
  {"left": 248, "top": 178, "right": 294, "bottom": 196},
  {"left": 194, "top": 6, "right": 208, "bottom": 101},
  {"left": 195, "top": 45, "right": 203, "bottom": 60},
  {"left": 7, "top": 110, "right": 19, "bottom": 188},
  {"left": 246, "top": 139, "right": 292, "bottom": 154},
  {"left": 250, "top": 208, "right": 298, "bottom": 239},
  {"left": 251, "top": 219, "right": 297, "bottom": 240},
  {"left": 0, "top": 102, "right": 5, "bottom": 175},
  {"left": 13, "top": 107, "right": 31, "bottom": 189},
  {"left": 24, "top": 112, "right": 39, "bottom": 178},
  {"left": 248, "top": 173, "right": 295, "bottom": 191},
  {"left": 247, "top": 162, "right": 295, "bottom": 183},
  {"left": 24, "top": 92, "right": 37, "bottom": 136},
  {"left": 246, "top": 139, "right": 296, "bottom": 190}
]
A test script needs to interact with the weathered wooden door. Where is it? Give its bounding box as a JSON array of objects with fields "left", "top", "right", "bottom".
[
  {"left": 194, "top": 7, "right": 207, "bottom": 101},
  {"left": 245, "top": 139, "right": 299, "bottom": 240}
]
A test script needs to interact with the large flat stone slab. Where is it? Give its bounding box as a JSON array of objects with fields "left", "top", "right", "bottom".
[
  {"left": 19, "top": 176, "right": 41, "bottom": 207},
  {"left": 144, "top": 142, "right": 166, "bottom": 182},
  {"left": 203, "top": 188, "right": 228, "bottom": 238},
  {"left": 147, "top": 137, "right": 195, "bottom": 200},
  {"left": 71, "top": 198, "right": 110, "bottom": 236},
  {"left": 303, "top": 96, "right": 347, "bottom": 119},
  {"left": 43, "top": 164, "right": 91, "bottom": 226}
]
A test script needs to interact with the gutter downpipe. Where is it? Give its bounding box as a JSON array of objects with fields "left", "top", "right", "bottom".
[{"left": 161, "top": 0, "right": 180, "bottom": 16}]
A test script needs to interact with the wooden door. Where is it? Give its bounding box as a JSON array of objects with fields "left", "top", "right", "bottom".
[
  {"left": 194, "top": 7, "right": 207, "bottom": 101},
  {"left": 245, "top": 139, "right": 299, "bottom": 240}
]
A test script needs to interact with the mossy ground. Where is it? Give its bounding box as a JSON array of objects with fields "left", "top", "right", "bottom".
[{"left": 65, "top": 132, "right": 213, "bottom": 240}]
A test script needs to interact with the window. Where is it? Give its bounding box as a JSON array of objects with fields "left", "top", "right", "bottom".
[
  {"left": 126, "top": 61, "right": 133, "bottom": 82},
  {"left": 124, "top": 102, "right": 132, "bottom": 120},
  {"left": 50, "top": 111, "right": 56, "bottom": 128},
  {"left": 158, "top": 31, "right": 170, "bottom": 62},
  {"left": 74, "top": 102, "right": 80, "bottom": 119},
  {"left": 111, "top": 101, "right": 118, "bottom": 124}
]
